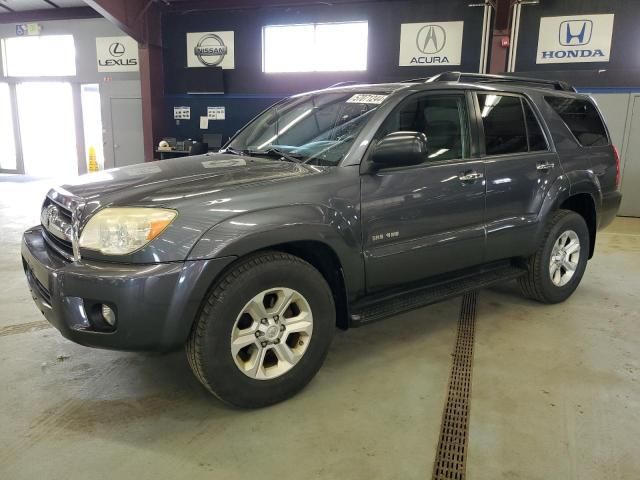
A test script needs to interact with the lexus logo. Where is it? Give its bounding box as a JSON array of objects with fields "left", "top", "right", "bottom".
[
  {"left": 194, "top": 34, "right": 228, "bottom": 66},
  {"left": 559, "top": 20, "right": 593, "bottom": 46},
  {"left": 109, "top": 42, "right": 126, "bottom": 57},
  {"left": 416, "top": 25, "right": 446, "bottom": 54}
]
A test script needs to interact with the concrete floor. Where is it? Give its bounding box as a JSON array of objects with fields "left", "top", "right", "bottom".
[{"left": 1, "top": 175, "right": 639, "bottom": 479}]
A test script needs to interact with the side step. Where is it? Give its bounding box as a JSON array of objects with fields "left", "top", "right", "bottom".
[{"left": 350, "top": 265, "right": 526, "bottom": 326}]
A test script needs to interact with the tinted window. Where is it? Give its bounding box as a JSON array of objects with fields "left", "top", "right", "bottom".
[
  {"left": 478, "top": 94, "right": 527, "bottom": 155},
  {"left": 523, "top": 101, "right": 548, "bottom": 151},
  {"left": 545, "top": 96, "right": 609, "bottom": 146},
  {"left": 377, "top": 94, "right": 468, "bottom": 161}
]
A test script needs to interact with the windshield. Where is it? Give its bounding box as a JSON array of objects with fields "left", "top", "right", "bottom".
[{"left": 227, "top": 92, "right": 389, "bottom": 166}]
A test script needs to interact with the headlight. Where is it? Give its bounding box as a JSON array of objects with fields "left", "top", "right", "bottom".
[{"left": 79, "top": 208, "right": 177, "bottom": 255}]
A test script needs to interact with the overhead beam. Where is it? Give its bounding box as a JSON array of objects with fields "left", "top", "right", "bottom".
[
  {"left": 82, "top": 0, "right": 154, "bottom": 44},
  {"left": 0, "top": 7, "right": 101, "bottom": 23},
  {"left": 168, "top": 0, "right": 393, "bottom": 13}
]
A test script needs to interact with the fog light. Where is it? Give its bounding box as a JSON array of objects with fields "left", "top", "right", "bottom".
[{"left": 101, "top": 304, "right": 116, "bottom": 326}]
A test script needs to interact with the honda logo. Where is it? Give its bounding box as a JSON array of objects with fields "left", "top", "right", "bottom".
[
  {"left": 416, "top": 25, "right": 446, "bottom": 54},
  {"left": 559, "top": 20, "right": 593, "bottom": 46}
]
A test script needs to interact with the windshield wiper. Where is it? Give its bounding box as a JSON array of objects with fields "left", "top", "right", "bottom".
[
  {"left": 221, "top": 146, "right": 244, "bottom": 156},
  {"left": 245, "top": 148, "right": 307, "bottom": 164}
]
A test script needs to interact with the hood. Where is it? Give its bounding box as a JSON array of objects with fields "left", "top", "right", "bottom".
[{"left": 60, "top": 153, "right": 321, "bottom": 211}]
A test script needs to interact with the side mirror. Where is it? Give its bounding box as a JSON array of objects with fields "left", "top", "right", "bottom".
[{"left": 369, "top": 131, "right": 427, "bottom": 169}]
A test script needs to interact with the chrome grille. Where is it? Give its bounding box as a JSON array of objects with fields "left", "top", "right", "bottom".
[{"left": 40, "top": 194, "right": 76, "bottom": 259}]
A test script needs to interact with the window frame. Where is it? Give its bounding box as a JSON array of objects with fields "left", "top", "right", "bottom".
[
  {"left": 473, "top": 91, "right": 551, "bottom": 158},
  {"left": 544, "top": 95, "right": 610, "bottom": 148},
  {"left": 261, "top": 21, "right": 368, "bottom": 74},
  {"left": 362, "top": 90, "right": 475, "bottom": 171}
]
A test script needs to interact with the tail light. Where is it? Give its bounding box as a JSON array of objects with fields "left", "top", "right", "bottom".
[{"left": 613, "top": 145, "right": 621, "bottom": 189}]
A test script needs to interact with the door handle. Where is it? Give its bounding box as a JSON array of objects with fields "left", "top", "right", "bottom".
[
  {"left": 536, "top": 161, "right": 555, "bottom": 171},
  {"left": 458, "top": 171, "right": 484, "bottom": 182}
]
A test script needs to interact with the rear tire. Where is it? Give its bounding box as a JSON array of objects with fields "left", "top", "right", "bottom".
[
  {"left": 519, "top": 210, "right": 589, "bottom": 304},
  {"left": 187, "top": 251, "right": 335, "bottom": 408}
]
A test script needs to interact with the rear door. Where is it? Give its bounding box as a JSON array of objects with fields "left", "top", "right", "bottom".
[
  {"left": 361, "top": 91, "right": 486, "bottom": 293},
  {"left": 474, "top": 91, "right": 561, "bottom": 261}
]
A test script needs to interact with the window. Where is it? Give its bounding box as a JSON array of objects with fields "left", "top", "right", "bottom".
[
  {"left": 262, "top": 22, "right": 368, "bottom": 73},
  {"left": 377, "top": 94, "right": 469, "bottom": 161},
  {"left": 545, "top": 96, "right": 608, "bottom": 147},
  {"left": 523, "top": 101, "right": 548, "bottom": 151},
  {"left": 2, "top": 35, "right": 76, "bottom": 77},
  {"left": 228, "top": 91, "right": 383, "bottom": 165},
  {"left": 0, "top": 83, "right": 17, "bottom": 170},
  {"left": 479, "top": 94, "right": 528, "bottom": 155}
]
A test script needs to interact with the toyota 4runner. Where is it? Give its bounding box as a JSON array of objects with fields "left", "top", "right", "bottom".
[{"left": 22, "top": 72, "right": 622, "bottom": 407}]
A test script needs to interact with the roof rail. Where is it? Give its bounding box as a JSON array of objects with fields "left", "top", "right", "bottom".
[
  {"left": 328, "top": 81, "right": 362, "bottom": 88},
  {"left": 426, "top": 71, "right": 577, "bottom": 92}
]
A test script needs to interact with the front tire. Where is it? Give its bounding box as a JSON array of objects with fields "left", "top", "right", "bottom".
[
  {"left": 519, "top": 210, "right": 590, "bottom": 304},
  {"left": 187, "top": 251, "right": 335, "bottom": 408}
]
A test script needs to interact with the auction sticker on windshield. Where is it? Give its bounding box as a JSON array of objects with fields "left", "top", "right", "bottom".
[{"left": 346, "top": 94, "right": 388, "bottom": 104}]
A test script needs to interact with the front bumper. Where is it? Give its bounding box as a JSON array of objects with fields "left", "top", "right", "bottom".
[{"left": 21, "top": 226, "right": 235, "bottom": 351}]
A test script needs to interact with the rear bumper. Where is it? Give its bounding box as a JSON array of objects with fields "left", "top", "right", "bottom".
[
  {"left": 21, "top": 226, "right": 235, "bottom": 351},
  {"left": 599, "top": 190, "right": 622, "bottom": 230}
]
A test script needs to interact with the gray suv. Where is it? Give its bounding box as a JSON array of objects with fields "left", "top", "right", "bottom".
[{"left": 22, "top": 72, "right": 621, "bottom": 407}]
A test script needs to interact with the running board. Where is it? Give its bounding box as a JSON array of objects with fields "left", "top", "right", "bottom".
[{"left": 350, "top": 265, "right": 526, "bottom": 326}]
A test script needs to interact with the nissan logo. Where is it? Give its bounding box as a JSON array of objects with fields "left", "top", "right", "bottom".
[
  {"left": 416, "top": 25, "right": 446, "bottom": 55},
  {"left": 109, "top": 42, "right": 126, "bottom": 57},
  {"left": 194, "top": 34, "right": 228, "bottom": 66}
]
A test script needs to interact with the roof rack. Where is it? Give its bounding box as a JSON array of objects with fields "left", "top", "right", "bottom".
[
  {"left": 426, "top": 71, "right": 576, "bottom": 92},
  {"left": 327, "top": 81, "right": 362, "bottom": 88}
]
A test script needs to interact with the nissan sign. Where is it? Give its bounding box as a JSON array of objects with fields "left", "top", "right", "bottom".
[{"left": 187, "top": 31, "right": 235, "bottom": 69}]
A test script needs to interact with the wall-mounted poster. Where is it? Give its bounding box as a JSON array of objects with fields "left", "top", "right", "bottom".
[
  {"left": 174, "top": 106, "right": 191, "bottom": 120},
  {"left": 207, "top": 106, "right": 226, "bottom": 120},
  {"left": 186, "top": 31, "right": 235, "bottom": 69},
  {"left": 399, "top": 21, "right": 464, "bottom": 67},
  {"left": 536, "top": 14, "right": 615, "bottom": 64},
  {"left": 96, "top": 36, "right": 139, "bottom": 72}
]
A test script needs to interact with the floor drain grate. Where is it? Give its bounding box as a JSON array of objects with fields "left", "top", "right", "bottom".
[{"left": 432, "top": 292, "right": 478, "bottom": 480}]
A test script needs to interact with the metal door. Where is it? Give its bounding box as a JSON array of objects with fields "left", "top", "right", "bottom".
[
  {"left": 620, "top": 96, "right": 640, "bottom": 217},
  {"left": 110, "top": 97, "right": 144, "bottom": 168}
]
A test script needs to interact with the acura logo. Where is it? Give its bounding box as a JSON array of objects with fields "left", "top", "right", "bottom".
[
  {"left": 194, "top": 34, "right": 228, "bottom": 66},
  {"left": 109, "top": 42, "right": 126, "bottom": 57},
  {"left": 416, "top": 25, "right": 446, "bottom": 55},
  {"left": 559, "top": 20, "right": 593, "bottom": 46}
]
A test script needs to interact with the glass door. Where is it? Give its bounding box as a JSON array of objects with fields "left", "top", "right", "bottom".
[
  {"left": 16, "top": 82, "right": 78, "bottom": 177},
  {"left": 0, "top": 83, "right": 19, "bottom": 173}
]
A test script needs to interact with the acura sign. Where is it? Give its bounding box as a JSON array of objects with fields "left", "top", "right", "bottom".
[
  {"left": 96, "top": 36, "right": 139, "bottom": 72},
  {"left": 399, "top": 21, "right": 463, "bottom": 67},
  {"left": 536, "top": 14, "right": 614, "bottom": 64},
  {"left": 187, "top": 31, "right": 235, "bottom": 69}
]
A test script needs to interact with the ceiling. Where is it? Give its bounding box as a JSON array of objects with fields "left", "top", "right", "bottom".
[{"left": 0, "top": 0, "right": 86, "bottom": 13}]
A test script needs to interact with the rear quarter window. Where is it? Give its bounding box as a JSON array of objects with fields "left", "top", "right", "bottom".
[{"left": 545, "top": 96, "right": 609, "bottom": 147}]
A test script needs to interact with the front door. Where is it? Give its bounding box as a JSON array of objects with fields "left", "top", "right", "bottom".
[
  {"left": 361, "top": 92, "right": 486, "bottom": 293},
  {"left": 474, "top": 92, "right": 562, "bottom": 261}
]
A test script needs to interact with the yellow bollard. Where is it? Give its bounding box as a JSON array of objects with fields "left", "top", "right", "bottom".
[{"left": 88, "top": 146, "right": 99, "bottom": 172}]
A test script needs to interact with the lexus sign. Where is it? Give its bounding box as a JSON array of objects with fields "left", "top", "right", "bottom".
[
  {"left": 399, "top": 21, "right": 464, "bottom": 67},
  {"left": 96, "top": 36, "right": 139, "bottom": 72},
  {"left": 187, "top": 31, "right": 235, "bottom": 69}
]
